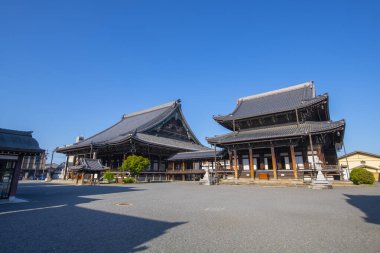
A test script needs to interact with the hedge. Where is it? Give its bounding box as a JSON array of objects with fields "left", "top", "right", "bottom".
[{"left": 350, "top": 168, "right": 375, "bottom": 185}]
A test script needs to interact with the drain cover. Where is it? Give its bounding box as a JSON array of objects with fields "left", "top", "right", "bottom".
[{"left": 116, "top": 202, "right": 131, "bottom": 206}]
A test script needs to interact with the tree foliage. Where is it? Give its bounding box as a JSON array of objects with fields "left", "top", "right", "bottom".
[
  {"left": 103, "top": 171, "right": 114, "bottom": 183},
  {"left": 123, "top": 177, "right": 136, "bottom": 184},
  {"left": 121, "top": 155, "right": 150, "bottom": 177},
  {"left": 350, "top": 168, "right": 375, "bottom": 185}
]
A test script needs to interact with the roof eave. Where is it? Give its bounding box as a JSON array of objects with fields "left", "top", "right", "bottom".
[
  {"left": 207, "top": 120, "right": 345, "bottom": 146},
  {"left": 213, "top": 95, "right": 328, "bottom": 124}
]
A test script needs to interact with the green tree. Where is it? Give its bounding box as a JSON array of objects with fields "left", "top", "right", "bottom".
[
  {"left": 121, "top": 155, "right": 150, "bottom": 177},
  {"left": 103, "top": 171, "right": 114, "bottom": 183}
]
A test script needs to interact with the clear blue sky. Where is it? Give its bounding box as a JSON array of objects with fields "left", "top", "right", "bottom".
[{"left": 1, "top": 0, "right": 379, "bottom": 163}]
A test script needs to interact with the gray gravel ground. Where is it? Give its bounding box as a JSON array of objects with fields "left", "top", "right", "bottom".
[{"left": 0, "top": 181, "right": 379, "bottom": 253}]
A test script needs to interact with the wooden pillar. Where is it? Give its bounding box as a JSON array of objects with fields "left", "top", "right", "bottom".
[
  {"left": 271, "top": 147, "right": 277, "bottom": 179},
  {"left": 317, "top": 146, "right": 325, "bottom": 166},
  {"left": 80, "top": 172, "right": 85, "bottom": 185},
  {"left": 182, "top": 161, "right": 185, "bottom": 181},
  {"left": 290, "top": 145, "right": 298, "bottom": 179},
  {"left": 171, "top": 161, "right": 175, "bottom": 181},
  {"left": 229, "top": 150, "right": 233, "bottom": 171},
  {"left": 63, "top": 155, "right": 69, "bottom": 180},
  {"left": 233, "top": 150, "right": 238, "bottom": 179},
  {"left": 249, "top": 148, "right": 254, "bottom": 180},
  {"left": 9, "top": 155, "right": 24, "bottom": 198}
]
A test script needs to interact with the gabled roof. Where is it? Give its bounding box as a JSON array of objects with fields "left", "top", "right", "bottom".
[
  {"left": 338, "top": 151, "right": 380, "bottom": 160},
  {"left": 57, "top": 100, "right": 205, "bottom": 153},
  {"left": 0, "top": 128, "right": 43, "bottom": 153},
  {"left": 168, "top": 149, "right": 225, "bottom": 161},
  {"left": 134, "top": 133, "right": 208, "bottom": 151},
  {"left": 350, "top": 165, "right": 380, "bottom": 171},
  {"left": 207, "top": 120, "right": 345, "bottom": 145},
  {"left": 69, "top": 158, "right": 106, "bottom": 172},
  {"left": 213, "top": 81, "right": 327, "bottom": 123}
]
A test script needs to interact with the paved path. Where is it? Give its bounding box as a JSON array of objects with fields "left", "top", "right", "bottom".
[{"left": 0, "top": 181, "right": 379, "bottom": 253}]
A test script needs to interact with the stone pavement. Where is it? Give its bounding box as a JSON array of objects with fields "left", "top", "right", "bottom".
[{"left": 0, "top": 181, "right": 379, "bottom": 253}]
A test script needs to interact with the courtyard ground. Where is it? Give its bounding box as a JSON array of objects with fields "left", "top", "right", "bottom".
[{"left": 0, "top": 181, "right": 379, "bottom": 253}]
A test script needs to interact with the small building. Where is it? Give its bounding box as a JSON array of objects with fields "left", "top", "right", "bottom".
[
  {"left": 0, "top": 128, "right": 44, "bottom": 199},
  {"left": 338, "top": 151, "right": 380, "bottom": 182},
  {"left": 206, "top": 81, "right": 346, "bottom": 180},
  {"left": 45, "top": 162, "right": 66, "bottom": 179},
  {"left": 69, "top": 158, "right": 107, "bottom": 184},
  {"left": 20, "top": 154, "right": 46, "bottom": 179}
]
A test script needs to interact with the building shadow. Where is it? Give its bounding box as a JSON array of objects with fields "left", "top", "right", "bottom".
[
  {"left": 0, "top": 183, "right": 186, "bottom": 253},
  {"left": 344, "top": 194, "right": 380, "bottom": 225}
]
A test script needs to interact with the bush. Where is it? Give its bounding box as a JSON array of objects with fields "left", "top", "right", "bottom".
[
  {"left": 103, "top": 171, "right": 114, "bottom": 183},
  {"left": 122, "top": 155, "right": 150, "bottom": 177},
  {"left": 350, "top": 168, "right": 375, "bottom": 185},
  {"left": 123, "top": 177, "right": 136, "bottom": 184}
]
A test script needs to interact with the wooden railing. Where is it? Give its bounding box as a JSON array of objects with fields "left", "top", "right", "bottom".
[{"left": 167, "top": 169, "right": 205, "bottom": 174}]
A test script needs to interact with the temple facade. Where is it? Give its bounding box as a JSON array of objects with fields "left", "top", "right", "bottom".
[
  {"left": 56, "top": 100, "right": 209, "bottom": 181},
  {"left": 57, "top": 81, "right": 346, "bottom": 182},
  {"left": 206, "top": 81, "right": 346, "bottom": 180}
]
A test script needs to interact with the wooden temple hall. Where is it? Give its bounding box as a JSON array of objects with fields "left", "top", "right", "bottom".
[
  {"left": 56, "top": 100, "right": 209, "bottom": 181},
  {"left": 57, "top": 81, "right": 346, "bottom": 182},
  {"left": 205, "top": 81, "right": 346, "bottom": 180}
]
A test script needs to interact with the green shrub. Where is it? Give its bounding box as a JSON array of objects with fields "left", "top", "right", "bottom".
[
  {"left": 123, "top": 177, "right": 135, "bottom": 184},
  {"left": 350, "top": 168, "right": 375, "bottom": 185},
  {"left": 103, "top": 171, "right": 114, "bottom": 183},
  {"left": 122, "top": 155, "right": 150, "bottom": 177}
]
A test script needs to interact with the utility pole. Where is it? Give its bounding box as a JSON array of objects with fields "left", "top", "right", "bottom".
[{"left": 48, "top": 148, "right": 56, "bottom": 180}]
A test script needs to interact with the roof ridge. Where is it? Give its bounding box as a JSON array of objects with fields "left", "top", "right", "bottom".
[
  {"left": 238, "top": 81, "right": 314, "bottom": 102},
  {"left": 176, "top": 149, "right": 214, "bottom": 154},
  {"left": 339, "top": 150, "right": 380, "bottom": 160},
  {"left": 218, "top": 120, "right": 342, "bottom": 134},
  {"left": 123, "top": 100, "right": 179, "bottom": 119},
  {"left": 0, "top": 128, "right": 33, "bottom": 136}
]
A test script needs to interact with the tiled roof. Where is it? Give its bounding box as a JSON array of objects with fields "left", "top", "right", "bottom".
[
  {"left": 338, "top": 151, "right": 380, "bottom": 160},
  {"left": 207, "top": 120, "right": 345, "bottom": 144},
  {"left": 350, "top": 165, "right": 380, "bottom": 171},
  {"left": 70, "top": 101, "right": 177, "bottom": 148},
  {"left": 57, "top": 100, "right": 206, "bottom": 153},
  {"left": 70, "top": 158, "right": 106, "bottom": 172},
  {"left": 168, "top": 149, "right": 225, "bottom": 161},
  {"left": 0, "top": 128, "right": 43, "bottom": 153},
  {"left": 135, "top": 133, "right": 208, "bottom": 151},
  {"left": 214, "top": 81, "right": 327, "bottom": 122}
]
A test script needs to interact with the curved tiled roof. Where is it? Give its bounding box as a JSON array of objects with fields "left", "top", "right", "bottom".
[
  {"left": 57, "top": 100, "right": 206, "bottom": 153},
  {"left": 69, "top": 158, "right": 106, "bottom": 172},
  {"left": 0, "top": 128, "right": 43, "bottom": 153},
  {"left": 213, "top": 81, "right": 327, "bottom": 122},
  {"left": 207, "top": 120, "right": 345, "bottom": 145},
  {"left": 134, "top": 133, "right": 207, "bottom": 151},
  {"left": 167, "top": 149, "right": 225, "bottom": 161}
]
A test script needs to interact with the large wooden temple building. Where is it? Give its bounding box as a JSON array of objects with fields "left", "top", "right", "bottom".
[
  {"left": 207, "top": 81, "right": 345, "bottom": 180},
  {"left": 57, "top": 81, "right": 346, "bottom": 182},
  {"left": 57, "top": 100, "right": 209, "bottom": 181}
]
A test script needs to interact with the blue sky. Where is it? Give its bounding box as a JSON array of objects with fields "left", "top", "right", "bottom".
[{"left": 1, "top": 0, "right": 379, "bottom": 163}]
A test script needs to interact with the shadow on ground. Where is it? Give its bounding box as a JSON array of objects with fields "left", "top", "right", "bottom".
[
  {"left": 0, "top": 183, "right": 185, "bottom": 253},
  {"left": 344, "top": 193, "right": 380, "bottom": 225}
]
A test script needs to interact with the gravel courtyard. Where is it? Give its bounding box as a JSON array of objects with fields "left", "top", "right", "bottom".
[{"left": 0, "top": 181, "right": 379, "bottom": 253}]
